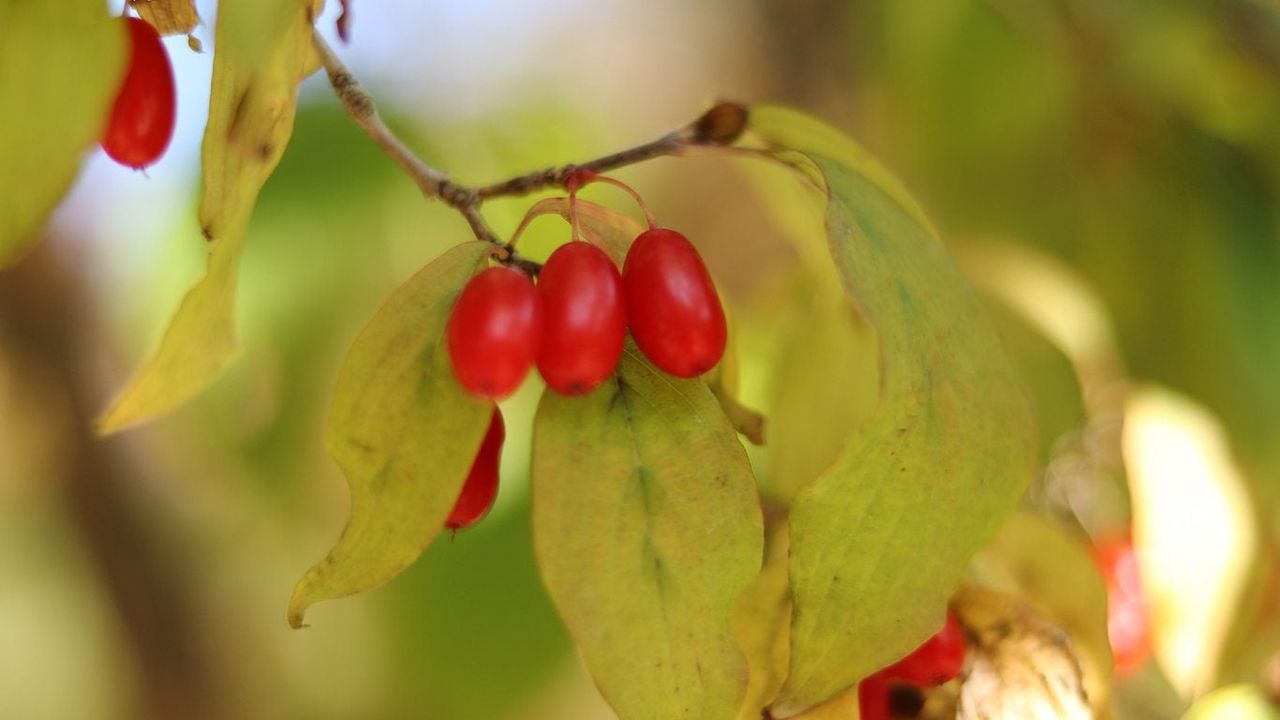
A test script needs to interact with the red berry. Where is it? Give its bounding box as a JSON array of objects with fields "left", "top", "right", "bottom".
[
  {"left": 622, "top": 228, "right": 726, "bottom": 378},
  {"left": 447, "top": 266, "right": 542, "bottom": 399},
  {"left": 883, "top": 610, "right": 966, "bottom": 686},
  {"left": 537, "top": 242, "right": 627, "bottom": 395},
  {"left": 102, "top": 17, "right": 176, "bottom": 169},
  {"left": 857, "top": 672, "right": 892, "bottom": 720},
  {"left": 445, "top": 408, "right": 505, "bottom": 530},
  {"left": 1093, "top": 533, "right": 1151, "bottom": 677}
]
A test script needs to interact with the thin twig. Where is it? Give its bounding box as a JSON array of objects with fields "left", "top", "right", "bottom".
[{"left": 311, "top": 28, "right": 747, "bottom": 271}]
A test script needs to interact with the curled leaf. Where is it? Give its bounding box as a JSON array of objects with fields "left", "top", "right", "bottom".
[
  {"left": 98, "top": 0, "right": 321, "bottom": 433},
  {"left": 747, "top": 107, "right": 1036, "bottom": 715}
]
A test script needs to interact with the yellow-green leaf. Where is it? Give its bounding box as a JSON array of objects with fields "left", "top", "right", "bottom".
[
  {"left": 531, "top": 350, "right": 764, "bottom": 720},
  {"left": 1182, "top": 684, "right": 1280, "bottom": 720},
  {"left": 0, "top": 0, "right": 125, "bottom": 267},
  {"left": 732, "top": 517, "right": 792, "bottom": 720},
  {"left": 289, "top": 242, "right": 496, "bottom": 628},
  {"left": 748, "top": 106, "right": 1037, "bottom": 715},
  {"left": 98, "top": 0, "right": 320, "bottom": 433},
  {"left": 768, "top": 278, "right": 878, "bottom": 504},
  {"left": 1123, "top": 385, "right": 1259, "bottom": 698}
]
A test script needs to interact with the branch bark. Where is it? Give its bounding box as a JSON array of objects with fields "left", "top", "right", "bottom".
[{"left": 310, "top": 29, "right": 747, "bottom": 273}]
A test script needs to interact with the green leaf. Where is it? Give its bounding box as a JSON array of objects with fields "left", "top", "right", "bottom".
[
  {"left": 288, "top": 242, "right": 496, "bottom": 628},
  {"left": 0, "top": 0, "right": 125, "bottom": 267},
  {"left": 98, "top": 0, "right": 319, "bottom": 433},
  {"left": 531, "top": 349, "right": 764, "bottom": 720},
  {"left": 748, "top": 106, "right": 1037, "bottom": 715},
  {"left": 768, "top": 279, "right": 878, "bottom": 504}
]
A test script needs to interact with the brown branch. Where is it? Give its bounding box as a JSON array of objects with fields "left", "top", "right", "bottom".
[{"left": 310, "top": 28, "right": 746, "bottom": 272}]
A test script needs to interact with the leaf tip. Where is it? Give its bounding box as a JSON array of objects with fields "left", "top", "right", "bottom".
[{"left": 287, "top": 579, "right": 315, "bottom": 629}]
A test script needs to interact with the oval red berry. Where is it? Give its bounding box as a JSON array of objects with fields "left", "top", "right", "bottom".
[
  {"left": 445, "top": 408, "right": 505, "bottom": 531},
  {"left": 622, "top": 228, "right": 726, "bottom": 378},
  {"left": 102, "top": 17, "right": 177, "bottom": 169},
  {"left": 447, "top": 266, "right": 542, "bottom": 399},
  {"left": 537, "top": 242, "right": 626, "bottom": 395},
  {"left": 883, "top": 610, "right": 966, "bottom": 686}
]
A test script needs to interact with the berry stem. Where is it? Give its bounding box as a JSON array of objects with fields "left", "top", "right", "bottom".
[
  {"left": 310, "top": 29, "right": 744, "bottom": 262},
  {"left": 576, "top": 174, "right": 658, "bottom": 230}
]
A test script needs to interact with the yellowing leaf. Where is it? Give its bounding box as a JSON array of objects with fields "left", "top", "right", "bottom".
[
  {"left": 98, "top": 0, "right": 320, "bottom": 433},
  {"left": 953, "top": 586, "right": 1093, "bottom": 720},
  {"left": 0, "top": 0, "right": 125, "bottom": 267},
  {"left": 129, "top": 0, "right": 200, "bottom": 36},
  {"left": 1182, "top": 684, "right": 1280, "bottom": 720},
  {"left": 971, "top": 512, "right": 1114, "bottom": 717},
  {"left": 1123, "top": 385, "right": 1258, "bottom": 697},
  {"left": 732, "top": 518, "right": 792, "bottom": 720},
  {"left": 531, "top": 350, "right": 764, "bottom": 720},
  {"left": 289, "top": 242, "right": 496, "bottom": 628},
  {"left": 768, "top": 279, "right": 878, "bottom": 503},
  {"left": 748, "top": 107, "right": 1037, "bottom": 715}
]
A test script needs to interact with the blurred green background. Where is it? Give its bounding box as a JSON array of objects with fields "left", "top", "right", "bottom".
[{"left": 2, "top": 0, "right": 1279, "bottom": 718}]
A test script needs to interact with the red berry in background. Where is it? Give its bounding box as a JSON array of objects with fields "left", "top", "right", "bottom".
[
  {"left": 444, "top": 408, "right": 505, "bottom": 531},
  {"left": 102, "top": 17, "right": 176, "bottom": 169},
  {"left": 1093, "top": 533, "right": 1151, "bottom": 677},
  {"left": 622, "top": 228, "right": 726, "bottom": 378},
  {"left": 447, "top": 266, "right": 542, "bottom": 399},
  {"left": 537, "top": 242, "right": 626, "bottom": 395},
  {"left": 883, "top": 610, "right": 967, "bottom": 686},
  {"left": 857, "top": 672, "right": 892, "bottom": 720}
]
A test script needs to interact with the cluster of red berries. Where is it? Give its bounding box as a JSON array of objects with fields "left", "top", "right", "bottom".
[
  {"left": 102, "top": 16, "right": 177, "bottom": 169},
  {"left": 441, "top": 203, "right": 727, "bottom": 531},
  {"left": 447, "top": 226, "right": 727, "bottom": 399},
  {"left": 858, "top": 611, "right": 966, "bottom": 720}
]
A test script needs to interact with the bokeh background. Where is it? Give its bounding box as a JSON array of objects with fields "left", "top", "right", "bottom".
[{"left": 2, "top": 0, "right": 1279, "bottom": 718}]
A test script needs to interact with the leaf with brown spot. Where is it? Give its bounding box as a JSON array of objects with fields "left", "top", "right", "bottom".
[
  {"left": 129, "top": 0, "right": 200, "bottom": 36},
  {"left": 98, "top": 0, "right": 321, "bottom": 433}
]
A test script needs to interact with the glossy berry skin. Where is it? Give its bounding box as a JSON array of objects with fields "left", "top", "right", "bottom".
[
  {"left": 447, "top": 266, "right": 542, "bottom": 399},
  {"left": 1093, "top": 533, "right": 1151, "bottom": 677},
  {"left": 102, "top": 17, "right": 176, "bottom": 169},
  {"left": 537, "top": 242, "right": 627, "bottom": 395},
  {"left": 882, "top": 610, "right": 967, "bottom": 686},
  {"left": 622, "top": 228, "right": 726, "bottom": 378},
  {"left": 444, "top": 409, "right": 505, "bottom": 531}
]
